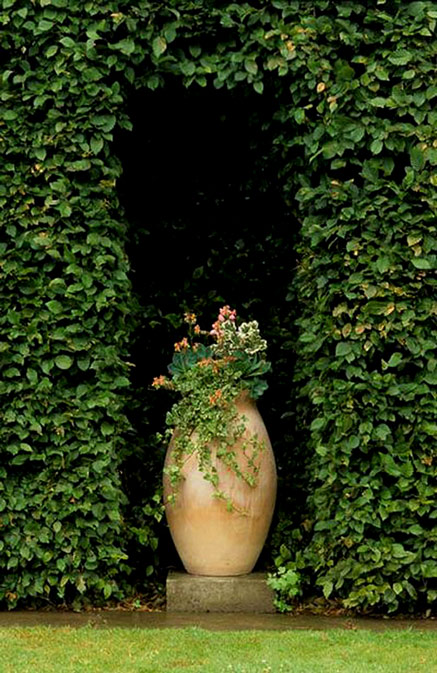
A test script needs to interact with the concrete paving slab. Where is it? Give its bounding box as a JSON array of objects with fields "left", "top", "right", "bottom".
[
  {"left": 166, "top": 571, "right": 275, "bottom": 613},
  {"left": 0, "top": 610, "right": 436, "bottom": 631}
]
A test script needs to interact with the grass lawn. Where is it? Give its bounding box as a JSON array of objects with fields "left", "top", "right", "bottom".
[{"left": 0, "top": 626, "right": 436, "bottom": 673}]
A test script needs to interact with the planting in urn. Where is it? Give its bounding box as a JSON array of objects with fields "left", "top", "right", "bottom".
[{"left": 153, "top": 306, "right": 272, "bottom": 508}]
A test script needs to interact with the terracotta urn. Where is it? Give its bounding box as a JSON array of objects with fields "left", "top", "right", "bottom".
[{"left": 163, "top": 391, "right": 277, "bottom": 576}]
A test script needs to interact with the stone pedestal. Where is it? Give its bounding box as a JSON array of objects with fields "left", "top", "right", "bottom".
[{"left": 166, "top": 571, "right": 275, "bottom": 613}]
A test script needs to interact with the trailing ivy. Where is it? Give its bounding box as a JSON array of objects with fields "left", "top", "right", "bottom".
[{"left": 0, "top": 0, "right": 435, "bottom": 612}]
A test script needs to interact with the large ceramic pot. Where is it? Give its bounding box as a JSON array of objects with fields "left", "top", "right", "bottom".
[{"left": 163, "top": 391, "right": 277, "bottom": 576}]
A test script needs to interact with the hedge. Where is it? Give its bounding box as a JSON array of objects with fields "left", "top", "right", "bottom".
[{"left": 0, "top": 0, "right": 435, "bottom": 612}]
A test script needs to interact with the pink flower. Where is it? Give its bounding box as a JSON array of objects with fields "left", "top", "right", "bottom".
[
  {"left": 218, "top": 305, "right": 237, "bottom": 320},
  {"left": 184, "top": 312, "right": 197, "bottom": 324},
  {"left": 210, "top": 319, "right": 223, "bottom": 337},
  {"left": 209, "top": 389, "right": 223, "bottom": 405},
  {"left": 174, "top": 337, "right": 189, "bottom": 352}
]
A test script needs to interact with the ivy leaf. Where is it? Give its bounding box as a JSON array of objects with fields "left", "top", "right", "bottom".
[
  {"left": 101, "top": 422, "right": 114, "bottom": 436},
  {"left": 410, "top": 146, "right": 425, "bottom": 171},
  {"left": 83, "top": 67, "right": 102, "bottom": 82},
  {"left": 93, "top": 115, "right": 116, "bottom": 132},
  {"left": 407, "top": 234, "right": 422, "bottom": 247},
  {"left": 60, "top": 37, "right": 75, "bottom": 48},
  {"left": 114, "top": 39, "right": 135, "bottom": 56},
  {"left": 35, "top": 147, "right": 47, "bottom": 161},
  {"left": 423, "top": 372, "right": 437, "bottom": 385},
  {"left": 46, "top": 300, "right": 64, "bottom": 314},
  {"left": 77, "top": 356, "right": 90, "bottom": 371},
  {"left": 152, "top": 37, "right": 167, "bottom": 58},
  {"left": 310, "top": 417, "right": 325, "bottom": 431},
  {"left": 383, "top": 455, "right": 401, "bottom": 477},
  {"left": 388, "top": 50, "right": 413, "bottom": 66},
  {"left": 322, "top": 579, "right": 333, "bottom": 599},
  {"left": 55, "top": 355, "right": 73, "bottom": 370},
  {"left": 181, "top": 61, "right": 196, "bottom": 77},
  {"left": 376, "top": 256, "right": 390, "bottom": 273},
  {"left": 375, "top": 424, "right": 391, "bottom": 441},
  {"left": 407, "top": 2, "right": 426, "bottom": 16},
  {"left": 59, "top": 202, "right": 72, "bottom": 217},
  {"left": 370, "top": 139, "right": 383, "bottom": 155},
  {"left": 164, "top": 23, "right": 177, "bottom": 43},
  {"left": 76, "top": 576, "right": 86, "bottom": 593},
  {"left": 189, "top": 45, "right": 201, "bottom": 58},
  {"left": 66, "top": 159, "right": 91, "bottom": 172},
  {"left": 38, "top": 19, "right": 54, "bottom": 32},
  {"left": 26, "top": 368, "right": 38, "bottom": 385},
  {"left": 369, "top": 97, "right": 387, "bottom": 108},
  {"left": 294, "top": 109, "right": 305, "bottom": 124},
  {"left": 386, "top": 352, "right": 402, "bottom": 368},
  {"left": 4, "top": 110, "right": 18, "bottom": 121},
  {"left": 245, "top": 59, "right": 258, "bottom": 75},
  {"left": 422, "top": 423, "right": 437, "bottom": 436},
  {"left": 411, "top": 258, "right": 431, "bottom": 269},
  {"left": 46, "top": 45, "right": 58, "bottom": 58},
  {"left": 335, "top": 342, "right": 352, "bottom": 357},
  {"left": 90, "top": 137, "right": 104, "bottom": 155}
]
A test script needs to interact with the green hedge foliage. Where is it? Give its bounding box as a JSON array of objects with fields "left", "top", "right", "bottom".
[
  {"left": 0, "top": 0, "right": 435, "bottom": 612},
  {"left": 290, "top": 2, "right": 437, "bottom": 613},
  {"left": 0, "top": 0, "right": 142, "bottom": 608}
]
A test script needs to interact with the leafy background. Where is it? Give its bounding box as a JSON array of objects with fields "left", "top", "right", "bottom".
[{"left": 0, "top": 0, "right": 435, "bottom": 613}]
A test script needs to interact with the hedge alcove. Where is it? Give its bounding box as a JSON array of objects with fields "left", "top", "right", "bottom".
[{"left": 114, "top": 80, "right": 301, "bottom": 576}]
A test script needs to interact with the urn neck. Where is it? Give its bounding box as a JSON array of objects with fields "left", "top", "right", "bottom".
[{"left": 234, "top": 389, "right": 255, "bottom": 410}]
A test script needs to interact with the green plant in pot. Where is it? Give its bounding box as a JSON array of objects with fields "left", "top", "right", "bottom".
[{"left": 153, "top": 306, "right": 277, "bottom": 576}]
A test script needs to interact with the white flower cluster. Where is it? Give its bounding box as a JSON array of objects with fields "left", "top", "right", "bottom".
[
  {"left": 215, "top": 319, "right": 267, "bottom": 357},
  {"left": 237, "top": 320, "right": 268, "bottom": 355}
]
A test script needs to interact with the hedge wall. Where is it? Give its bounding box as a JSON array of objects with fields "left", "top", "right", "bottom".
[
  {"left": 0, "top": 0, "right": 436, "bottom": 613},
  {"left": 290, "top": 2, "right": 437, "bottom": 613}
]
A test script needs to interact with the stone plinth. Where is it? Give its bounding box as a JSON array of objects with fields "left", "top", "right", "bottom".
[{"left": 166, "top": 571, "right": 275, "bottom": 613}]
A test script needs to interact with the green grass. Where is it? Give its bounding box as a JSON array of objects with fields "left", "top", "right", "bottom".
[{"left": 0, "top": 626, "right": 436, "bottom": 673}]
